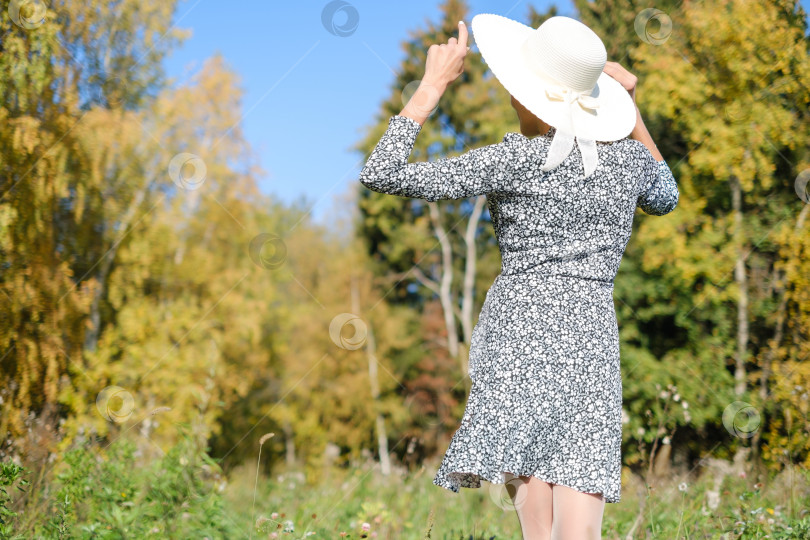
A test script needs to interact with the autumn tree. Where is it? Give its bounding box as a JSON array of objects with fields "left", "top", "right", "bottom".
[
  {"left": 627, "top": 0, "right": 810, "bottom": 470},
  {"left": 0, "top": 0, "right": 184, "bottom": 442}
]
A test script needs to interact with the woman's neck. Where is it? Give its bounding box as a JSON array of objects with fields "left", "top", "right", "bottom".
[{"left": 520, "top": 118, "right": 553, "bottom": 137}]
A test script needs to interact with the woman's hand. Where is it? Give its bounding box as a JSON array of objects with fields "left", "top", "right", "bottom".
[
  {"left": 423, "top": 20, "right": 470, "bottom": 89},
  {"left": 604, "top": 62, "right": 663, "bottom": 160},
  {"left": 602, "top": 61, "right": 638, "bottom": 105},
  {"left": 400, "top": 21, "right": 469, "bottom": 126}
]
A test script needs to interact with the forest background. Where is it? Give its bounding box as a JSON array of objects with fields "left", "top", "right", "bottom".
[{"left": 1, "top": 0, "right": 810, "bottom": 537}]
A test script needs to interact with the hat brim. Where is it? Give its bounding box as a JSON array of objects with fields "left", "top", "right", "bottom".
[{"left": 471, "top": 13, "right": 637, "bottom": 141}]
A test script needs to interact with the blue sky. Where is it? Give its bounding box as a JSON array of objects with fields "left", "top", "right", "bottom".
[
  {"left": 162, "top": 1, "right": 571, "bottom": 222},
  {"left": 161, "top": 1, "right": 808, "bottom": 223}
]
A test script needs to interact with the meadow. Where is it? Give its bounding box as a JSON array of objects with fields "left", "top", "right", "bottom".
[
  {"left": 2, "top": 429, "right": 809, "bottom": 538},
  {"left": 2, "top": 0, "right": 810, "bottom": 539}
]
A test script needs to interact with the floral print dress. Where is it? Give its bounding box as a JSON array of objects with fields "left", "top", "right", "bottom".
[{"left": 358, "top": 114, "right": 679, "bottom": 503}]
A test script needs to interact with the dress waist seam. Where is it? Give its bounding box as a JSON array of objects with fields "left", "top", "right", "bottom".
[{"left": 498, "top": 270, "right": 614, "bottom": 285}]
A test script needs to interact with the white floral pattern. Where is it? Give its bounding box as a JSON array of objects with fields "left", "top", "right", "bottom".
[{"left": 359, "top": 114, "right": 679, "bottom": 503}]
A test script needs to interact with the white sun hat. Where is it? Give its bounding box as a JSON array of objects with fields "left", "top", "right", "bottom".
[{"left": 471, "top": 14, "right": 637, "bottom": 177}]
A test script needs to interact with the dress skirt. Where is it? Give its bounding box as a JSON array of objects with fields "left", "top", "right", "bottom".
[{"left": 432, "top": 272, "right": 623, "bottom": 503}]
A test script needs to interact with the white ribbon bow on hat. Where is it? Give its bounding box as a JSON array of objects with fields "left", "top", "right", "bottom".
[{"left": 540, "top": 83, "right": 600, "bottom": 178}]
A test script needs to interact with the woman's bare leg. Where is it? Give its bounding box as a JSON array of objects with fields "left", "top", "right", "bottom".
[
  {"left": 549, "top": 484, "right": 606, "bottom": 539},
  {"left": 503, "top": 472, "right": 553, "bottom": 540}
]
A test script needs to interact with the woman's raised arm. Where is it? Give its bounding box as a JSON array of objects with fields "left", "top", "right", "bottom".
[{"left": 602, "top": 61, "right": 664, "bottom": 162}]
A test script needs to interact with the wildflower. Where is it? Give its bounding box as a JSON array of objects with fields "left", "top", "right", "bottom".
[
  {"left": 678, "top": 482, "right": 688, "bottom": 492},
  {"left": 340, "top": 533, "right": 347, "bottom": 537},
  {"left": 739, "top": 471, "right": 746, "bottom": 479},
  {"left": 767, "top": 508, "right": 774, "bottom": 515},
  {"left": 373, "top": 515, "right": 382, "bottom": 524},
  {"left": 673, "top": 393, "right": 680, "bottom": 402},
  {"left": 270, "top": 534, "right": 278, "bottom": 539},
  {"left": 662, "top": 436, "right": 671, "bottom": 445},
  {"left": 682, "top": 401, "right": 689, "bottom": 409},
  {"left": 271, "top": 512, "right": 279, "bottom": 519},
  {"left": 371, "top": 533, "right": 378, "bottom": 538},
  {"left": 361, "top": 523, "right": 371, "bottom": 532}
]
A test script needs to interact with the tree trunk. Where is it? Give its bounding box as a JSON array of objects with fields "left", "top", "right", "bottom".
[
  {"left": 458, "top": 196, "right": 487, "bottom": 392},
  {"left": 730, "top": 174, "right": 748, "bottom": 396},
  {"left": 460, "top": 196, "right": 487, "bottom": 346},
  {"left": 350, "top": 275, "right": 390, "bottom": 475},
  {"left": 427, "top": 201, "right": 460, "bottom": 362},
  {"left": 83, "top": 178, "right": 150, "bottom": 353},
  {"left": 284, "top": 419, "right": 296, "bottom": 466}
]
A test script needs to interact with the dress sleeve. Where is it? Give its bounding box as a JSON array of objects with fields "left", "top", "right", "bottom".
[
  {"left": 358, "top": 115, "right": 516, "bottom": 202},
  {"left": 635, "top": 143, "right": 679, "bottom": 216}
]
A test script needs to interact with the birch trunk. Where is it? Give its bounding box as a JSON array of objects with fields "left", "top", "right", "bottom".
[
  {"left": 350, "top": 275, "right": 390, "bottom": 475},
  {"left": 730, "top": 174, "right": 748, "bottom": 396}
]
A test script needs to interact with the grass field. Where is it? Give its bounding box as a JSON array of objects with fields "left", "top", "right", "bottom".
[
  {"left": 3, "top": 433, "right": 809, "bottom": 538},
  {"left": 225, "top": 456, "right": 810, "bottom": 539}
]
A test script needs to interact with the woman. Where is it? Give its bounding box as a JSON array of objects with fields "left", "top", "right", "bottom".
[{"left": 358, "top": 14, "right": 678, "bottom": 540}]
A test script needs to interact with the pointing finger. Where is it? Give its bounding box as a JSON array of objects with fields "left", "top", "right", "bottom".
[{"left": 457, "top": 20, "right": 468, "bottom": 49}]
